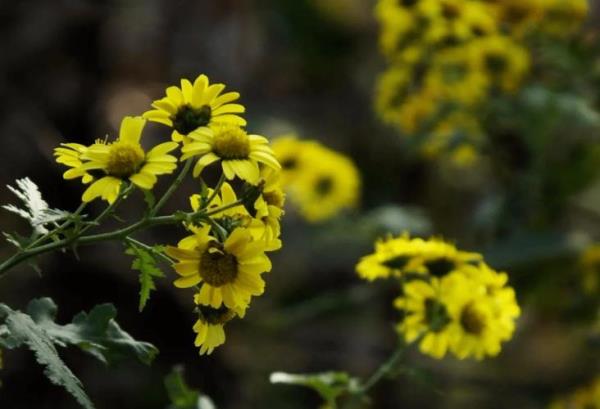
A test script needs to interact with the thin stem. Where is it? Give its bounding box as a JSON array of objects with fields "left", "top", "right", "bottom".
[
  {"left": 124, "top": 237, "right": 173, "bottom": 264},
  {"left": 0, "top": 199, "right": 243, "bottom": 277},
  {"left": 204, "top": 198, "right": 244, "bottom": 217},
  {"left": 151, "top": 159, "right": 193, "bottom": 216},
  {"left": 204, "top": 173, "right": 226, "bottom": 208},
  {"left": 78, "top": 183, "right": 132, "bottom": 236},
  {"left": 358, "top": 342, "right": 408, "bottom": 394},
  {"left": 27, "top": 202, "right": 87, "bottom": 249}
]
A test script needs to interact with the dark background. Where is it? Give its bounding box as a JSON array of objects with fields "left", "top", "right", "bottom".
[{"left": 0, "top": 1, "right": 599, "bottom": 408}]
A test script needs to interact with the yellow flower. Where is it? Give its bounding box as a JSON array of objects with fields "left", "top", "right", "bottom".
[
  {"left": 180, "top": 124, "right": 280, "bottom": 184},
  {"left": 192, "top": 305, "right": 237, "bottom": 355},
  {"left": 412, "top": 237, "right": 482, "bottom": 277},
  {"left": 357, "top": 234, "right": 437, "bottom": 281},
  {"left": 443, "top": 270, "right": 520, "bottom": 360},
  {"left": 497, "top": 0, "right": 544, "bottom": 35},
  {"left": 291, "top": 143, "right": 360, "bottom": 222},
  {"left": 272, "top": 136, "right": 312, "bottom": 187},
  {"left": 419, "top": 0, "right": 489, "bottom": 46},
  {"left": 53, "top": 143, "right": 94, "bottom": 184},
  {"left": 468, "top": 35, "right": 530, "bottom": 93},
  {"left": 190, "top": 180, "right": 282, "bottom": 251},
  {"left": 356, "top": 233, "right": 481, "bottom": 281},
  {"left": 421, "top": 112, "right": 483, "bottom": 161},
  {"left": 166, "top": 225, "right": 271, "bottom": 311},
  {"left": 394, "top": 278, "right": 453, "bottom": 359},
  {"left": 424, "top": 46, "right": 489, "bottom": 106},
  {"left": 58, "top": 116, "right": 178, "bottom": 204},
  {"left": 540, "top": 0, "right": 589, "bottom": 37},
  {"left": 143, "top": 74, "right": 246, "bottom": 142},
  {"left": 375, "top": 0, "right": 419, "bottom": 58},
  {"left": 249, "top": 167, "right": 285, "bottom": 250}
]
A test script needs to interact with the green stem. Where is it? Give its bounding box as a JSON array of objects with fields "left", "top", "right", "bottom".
[
  {"left": 26, "top": 202, "right": 87, "bottom": 249},
  {"left": 204, "top": 173, "right": 226, "bottom": 207},
  {"left": 151, "top": 159, "right": 192, "bottom": 216},
  {"left": 359, "top": 345, "right": 406, "bottom": 393},
  {"left": 124, "top": 237, "right": 173, "bottom": 264},
  {"left": 78, "top": 183, "right": 132, "bottom": 236}
]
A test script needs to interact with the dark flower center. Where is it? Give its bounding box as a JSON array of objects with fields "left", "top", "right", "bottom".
[
  {"left": 424, "top": 298, "right": 451, "bottom": 332},
  {"left": 315, "top": 176, "right": 334, "bottom": 196},
  {"left": 460, "top": 303, "right": 486, "bottom": 335},
  {"left": 172, "top": 104, "right": 212, "bottom": 135},
  {"left": 197, "top": 305, "right": 236, "bottom": 325},
  {"left": 485, "top": 54, "right": 508, "bottom": 75},
  {"left": 199, "top": 245, "right": 238, "bottom": 287},
  {"left": 424, "top": 258, "right": 456, "bottom": 277}
]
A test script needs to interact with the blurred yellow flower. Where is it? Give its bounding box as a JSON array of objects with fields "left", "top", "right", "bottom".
[
  {"left": 290, "top": 142, "right": 360, "bottom": 223},
  {"left": 192, "top": 305, "right": 237, "bottom": 355},
  {"left": 580, "top": 244, "right": 600, "bottom": 295},
  {"left": 549, "top": 377, "right": 600, "bottom": 409},
  {"left": 540, "top": 0, "right": 589, "bottom": 37},
  {"left": 469, "top": 35, "right": 530, "bottom": 93}
]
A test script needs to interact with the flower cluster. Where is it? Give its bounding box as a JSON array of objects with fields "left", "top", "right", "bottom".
[
  {"left": 55, "top": 74, "right": 284, "bottom": 355},
  {"left": 272, "top": 136, "right": 361, "bottom": 223},
  {"left": 356, "top": 233, "right": 520, "bottom": 360},
  {"left": 374, "top": 0, "right": 589, "bottom": 165},
  {"left": 549, "top": 377, "right": 600, "bottom": 409}
]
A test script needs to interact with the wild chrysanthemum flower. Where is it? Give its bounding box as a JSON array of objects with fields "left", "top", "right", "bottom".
[
  {"left": 291, "top": 143, "right": 360, "bottom": 223},
  {"left": 424, "top": 46, "right": 489, "bottom": 106},
  {"left": 180, "top": 124, "right": 280, "bottom": 184},
  {"left": 56, "top": 116, "right": 178, "bottom": 204},
  {"left": 356, "top": 234, "right": 436, "bottom": 281},
  {"left": 53, "top": 143, "right": 94, "bottom": 184},
  {"left": 272, "top": 136, "right": 311, "bottom": 187},
  {"left": 374, "top": 0, "right": 419, "bottom": 58},
  {"left": 166, "top": 225, "right": 271, "bottom": 310},
  {"left": 496, "top": 0, "right": 544, "bottom": 34},
  {"left": 469, "top": 35, "right": 530, "bottom": 93},
  {"left": 143, "top": 74, "right": 246, "bottom": 142},
  {"left": 411, "top": 237, "right": 482, "bottom": 277},
  {"left": 249, "top": 167, "right": 285, "bottom": 249},
  {"left": 443, "top": 269, "right": 520, "bottom": 360},
  {"left": 394, "top": 278, "right": 453, "bottom": 359},
  {"left": 540, "top": 0, "right": 589, "bottom": 37},
  {"left": 356, "top": 233, "right": 481, "bottom": 281},
  {"left": 193, "top": 305, "right": 237, "bottom": 355}
]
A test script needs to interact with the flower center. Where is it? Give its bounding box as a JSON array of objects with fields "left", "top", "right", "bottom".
[
  {"left": 106, "top": 141, "right": 145, "bottom": 178},
  {"left": 460, "top": 303, "right": 486, "bottom": 335},
  {"left": 504, "top": 5, "right": 529, "bottom": 24},
  {"left": 485, "top": 54, "right": 508, "bottom": 75},
  {"left": 197, "top": 305, "right": 236, "bottom": 325},
  {"left": 424, "top": 298, "right": 451, "bottom": 332},
  {"left": 263, "top": 190, "right": 285, "bottom": 208},
  {"left": 212, "top": 126, "right": 251, "bottom": 159},
  {"left": 281, "top": 157, "right": 298, "bottom": 170},
  {"left": 199, "top": 245, "right": 238, "bottom": 287},
  {"left": 401, "top": 0, "right": 418, "bottom": 7},
  {"left": 315, "top": 176, "right": 334, "bottom": 196},
  {"left": 424, "top": 258, "right": 456, "bottom": 277},
  {"left": 172, "top": 104, "right": 212, "bottom": 135},
  {"left": 383, "top": 255, "right": 410, "bottom": 270},
  {"left": 442, "top": 2, "right": 461, "bottom": 19}
]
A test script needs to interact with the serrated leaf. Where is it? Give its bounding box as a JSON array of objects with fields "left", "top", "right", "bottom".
[
  {"left": 0, "top": 304, "right": 94, "bottom": 409},
  {"left": 165, "top": 366, "right": 217, "bottom": 409},
  {"left": 21, "top": 298, "right": 158, "bottom": 366},
  {"left": 2, "top": 178, "right": 70, "bottom": 235},
  {"left": 125, "top": 242, "right": 166, "bottom": 312},
  {"left": 270, "top": 371, "right": 359, "bottom": 404}
]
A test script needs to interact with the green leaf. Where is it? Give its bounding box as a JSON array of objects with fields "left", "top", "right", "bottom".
[
  {"left": 1, "top": 298, "right": 158, "bottom": 366},
  {"left": 0, "top": 303, "right": 95, "bottom": 409},
  {"left": 125, "top": 242, "right": 166, "bottom": 312},
  {"left": 270, "top": 371, "right": 359, "bottom": 405},
  {"left": 165, "top": 366, "right": 217, "bottom": 409}
]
